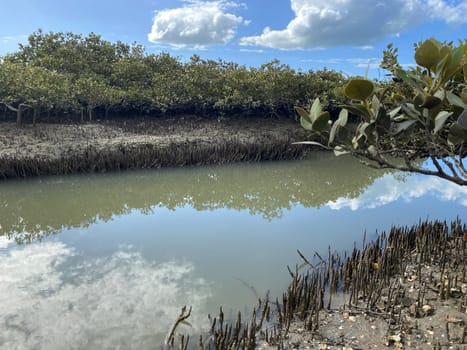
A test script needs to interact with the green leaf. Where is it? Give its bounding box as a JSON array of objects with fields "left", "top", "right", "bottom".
[
  {"left": 416, "top": 94, "right": 442, "bottom": 109},
  {"left": 393, "top": 120, "right": 417, "bottom": 135},
  {"left": 342, "top": 104, "right": 371, "bottom": 121},
  {"left": 462, "top": 88, "right": 467, "bottom": 104},
  {"left": 371, "top": 94, "right": 382, "bottom": 117},
  {"left": 392, "top": 115, "right": 406, "bottom": 122},
  {"left": 442, "top": 47, "right": 464, "bottom": 80},
  {"left": 312, "top": 111, "right": 330, "bottom": 131},
  {"left": 300, "top": 117, "right": 313, "bottom": 130},
  {"left": 433, "top": 111, "right": 453, "bottom": 134},
  {"left": 358, "top": 122, "right": 375, "bottom": 140},
  {"left": 415, "top": 39, "right": 441, "bottom": 70},
  {"left": 352, "top": 134, "right": 365, "bottom": 149},
  {"left": 395, "top": 68, "right": 428, "bottom": 90},
  {"left": 388, "top": 106, "right": 402, "bottom": 119},
  {"left": 344, "top": 79, "right": 375, "bottom": 101},
  {"left": 294, "top": 106, "right": 311, "bottom": 122},
  {"left": 448, "top": 122, "right": 467, "bottom": 144},
  {"left": 456, "top": 108, "right": 467, "bottom": 129},
  {"left": 309, "top": 97, "right": 322, "bottom": 122},
  {"left": 449, "top": 46, "right": 463, "bottom": 71},
  {"left": 439, "top": 45, "right": 451, "bottom": 59},
  {"left": 446, "top": 91, "right": 466, "bottom": 108},
  {"left": 401, "top": 104, "right": 421, "bottom": 119},
  {"left": 375, "top": 106, "right": 390, "bottom": 134},
  {"left": 448, "top": 132, "right": 464, "bottom": 145},
  {"left": 394, "top": 68, "right": 421, "bottom": 90},
  {"left": 329, "top": 109, "right": 348, "bottom": 144},
  {"left": 434, "top": 90, "right": 445, "bottom": 100},
  {"left": 333, "top": 146, "right": 350, "bottom": 156},
  {"left": 435, "top": 51, "right": 450, "bottom": 77}
]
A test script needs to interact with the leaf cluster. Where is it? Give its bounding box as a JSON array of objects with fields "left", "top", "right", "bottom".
[{"left": 297, "top": 38, "right": 467, "bottom": 186}]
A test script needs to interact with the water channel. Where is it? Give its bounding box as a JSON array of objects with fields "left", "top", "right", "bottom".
[{"left": 0, "top": 152, "right": 466, "bottom": 349}]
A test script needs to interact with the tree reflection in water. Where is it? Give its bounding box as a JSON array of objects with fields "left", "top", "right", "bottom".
[{"left": 0, "top": 153, "right": 388, "bottom": 243}]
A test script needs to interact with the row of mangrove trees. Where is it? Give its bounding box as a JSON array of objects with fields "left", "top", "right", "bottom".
[{"left": 0, "top": 29, "right": 346, "bottom": 124}]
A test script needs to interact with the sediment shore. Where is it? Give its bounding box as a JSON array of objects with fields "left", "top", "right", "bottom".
[
  {"left": 0, "top": 117, "right": 312, "bottom": 179},
  {"left": 166, "top": 220, "right": 466, "bottom": 349}
]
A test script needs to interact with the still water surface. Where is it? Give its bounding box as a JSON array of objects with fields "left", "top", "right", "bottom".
[{"left": 0, "top": 152, "right": 466, "bottom": 349}]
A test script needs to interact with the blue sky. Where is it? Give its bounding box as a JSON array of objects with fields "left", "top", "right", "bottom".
[{"left": 0, "top": 0, "right": 466, "bottom": 78}]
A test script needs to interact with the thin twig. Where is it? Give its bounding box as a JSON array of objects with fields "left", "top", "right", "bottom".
[{"left": 165, "top": 305, "right": 192, "bottom": 347}]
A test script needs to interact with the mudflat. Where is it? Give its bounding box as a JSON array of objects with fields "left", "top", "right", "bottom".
[{"left": 0, "top": 116, "right": 311, "bottom": 178}]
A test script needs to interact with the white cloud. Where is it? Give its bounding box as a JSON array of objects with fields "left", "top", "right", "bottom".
[
  {"left": 239, "top": 48, "right": 264, "bottom": 53},
  {"left": 327, "top": 173, "right": 467, "bottom": 211},
  {"left": 347, "top": 58, "right": 381, "bottom": 69},
  {"left": 239, "top": 0, "right": 467, "bottom": 49},
  {"left": 427, "top": 0, "right": 467, "bottom": 23},
  {"left": 148, "top": 1, "right": 247, "bottom": 48},
  {"left": 0, "top": 34, "right": 28, "bottom": 45},
  {"left": 0, "top": 243, "right": 211, "bottom": 349},
  {"left": 302, "top": 57, "right": 381, "bottom": 69}
]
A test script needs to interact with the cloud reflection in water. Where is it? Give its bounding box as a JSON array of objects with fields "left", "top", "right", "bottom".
[
  {"left": 326, "top": 174, "right": 467, "bottom": 211},
  {"left": 0, "top": 242, "right": 211, "bottom": 350}
]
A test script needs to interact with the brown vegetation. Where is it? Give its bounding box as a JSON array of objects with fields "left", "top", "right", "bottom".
[{"left": 0, "top": 117, "right": 312, "bottom": 179}]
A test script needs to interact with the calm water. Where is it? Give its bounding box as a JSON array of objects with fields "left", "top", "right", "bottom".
[{"left": 0, "top": 152, "right": 466, "bottom": 349}]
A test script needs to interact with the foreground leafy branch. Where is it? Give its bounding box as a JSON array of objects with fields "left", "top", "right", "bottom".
[{"left": 296, "top": 38, "right": 467, "bottom": 186}]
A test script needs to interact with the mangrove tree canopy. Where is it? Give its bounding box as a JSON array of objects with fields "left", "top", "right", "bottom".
[
  {"left": 296, "top": 38, "right": 467, "bottom": 186},
  {"left": 0, "top": 29, "right": 345, "bottom": 125}
]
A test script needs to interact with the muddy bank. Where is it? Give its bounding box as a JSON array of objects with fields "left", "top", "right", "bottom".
[
  {"left": 0, "top": 117, "right": 312, "bottom": 179},
  {"left": 166, "top": 220, "right": 466, "bottom": 349},
  {"left": 279, "top": 222, "right": 467, "bottom": 349}
]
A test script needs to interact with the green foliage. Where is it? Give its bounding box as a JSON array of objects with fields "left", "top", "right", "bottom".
[
  {"left": 295, "top": 98, "right": 330, "bottom": 132},
  {"left": 414, "top": 39, "right": 442, "bottom": 71},
  {"left": 297, "top": 38, "right": 467, "bottom": 186},
  {"left": 344, "top": 79, "right": 375, "bottom": 101},
  {"left": 1, "top": 29, "right": 346, "bottom": 123}
]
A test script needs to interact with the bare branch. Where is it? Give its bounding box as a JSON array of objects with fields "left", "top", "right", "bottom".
[
  {"left": 165, "top": 306, "right": 192, "bottom": 348},
  {"left": 440, "top": 158, "right": 460, "bottom": 179},
  {"left": 431, "top": 156, "right": 445, "bottom": 175},
  {"left": 0, "top": 101, "right": 32, "bottom": 112},
  {"left": 0, "top": 101, "right": 18, "bottom": 112},
  {"left": 349, "top": 147, "right": 467, "bottom": 186}
]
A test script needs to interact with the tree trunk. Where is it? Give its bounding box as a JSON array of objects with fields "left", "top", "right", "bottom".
[
  {"left": 1, "top": 102, "right": 31, "bottom": 127},
  {"left": 81, "top": 107, "right": 84, "bottom": 123},
  {"left": 88, "top": 108, "right": 92, "bottom": 121},
  {"left": 33, "top": 108, "right": 38, "bottom": 126},
  {"left": 17, "top": 105, "right": 23, "bottom": 127}
]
